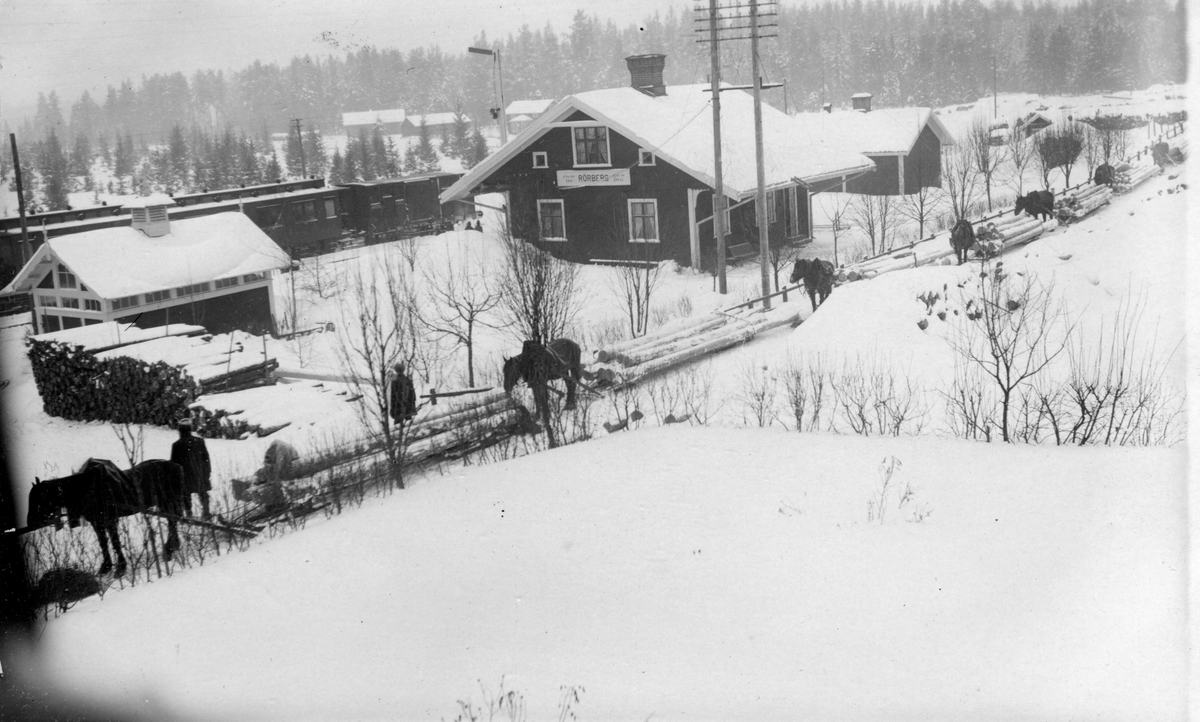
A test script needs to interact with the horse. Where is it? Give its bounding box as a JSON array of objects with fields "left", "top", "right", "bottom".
[
  {"left": 949, "top": 218, "right": 976, "bottom": 265},
  {"left": 789, "top": 258, "right": 836, "bottom": 312},
  {"left": 27, "top": 458, "right": 187, "bottom": 576},
  {"left": 1014, "top": 190, "right": 1055, "bottom": 221},
  {"left": 1152, "top": 141, "right": 1170, "bottom": 167},
  {"left": 502, "top": 338, "right": 583, "bottom": 412},
  {"left": 1093, "top": 163, "right": 1115, "bottom": 187}
]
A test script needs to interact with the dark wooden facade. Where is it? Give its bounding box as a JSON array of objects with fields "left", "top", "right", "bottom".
[
  {"left": 845, "top": 125, "right": 943, "bottom": 195},
  {"left": 475, "top": 111, "right": 811, "bottom": 271},
  {"left": 114, "top": 286, "right": 275, "bottom": 336}
]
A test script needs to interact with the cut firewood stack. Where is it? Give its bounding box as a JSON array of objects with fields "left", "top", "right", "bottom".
[{"left": 589, "top": 304, "right": 803, "bottom": 388}]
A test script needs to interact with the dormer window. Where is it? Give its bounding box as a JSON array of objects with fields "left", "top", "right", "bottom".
[{"left": 572, "top": 126, "right": 610, "bottom": 167}]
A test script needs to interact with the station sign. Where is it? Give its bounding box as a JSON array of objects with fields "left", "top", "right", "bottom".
[{"left": 556, "top": 169, "right": 631, "bottom": 187}]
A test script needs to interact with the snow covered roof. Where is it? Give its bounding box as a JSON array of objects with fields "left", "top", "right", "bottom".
[
  {"left": 508, "top": 114, "right": 533, "bottom": 123},
  {"left": 790, "top": 107, "right": 954, "bottom": 155},
  {"left": 2, "top": 212, "right": 289, "bottom": 299},
  {"left": 123, "top": 193, "right": 177, "bottom": 209},
  {"left": 505, "top": 99, "right": 556, "bottom": 116},
  {"left": 342, "top": 109, "right": 406, "bottom": 127},
  {"left": 33, "top": 321, "right": 205, "bottom": 352},
  {"left": 441, "top": 83, "right": 876, "bottom": 203},
  {"left": 409, "top": 112, "right": 458, "bottom": 127}
]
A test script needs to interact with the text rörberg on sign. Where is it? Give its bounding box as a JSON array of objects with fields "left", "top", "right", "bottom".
[{"left": 557, "top": 169, "right": 631, "bottom": 187}]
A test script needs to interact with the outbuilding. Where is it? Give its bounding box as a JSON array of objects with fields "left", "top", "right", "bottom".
[
  {"left": 792, "top": 94, "right": 954, "bottom": 195},
  {"left": 342, "top": 109, "right": 407, "bottom": 134},
  {"left": 0, "top": 196, "right": 289, "bottom": 335},
  {"left": 439, "top": 54, "right": 876, "bottom": 270}
]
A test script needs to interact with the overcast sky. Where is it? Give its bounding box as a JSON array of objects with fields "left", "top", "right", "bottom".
[{"left": 0, "top": 0, "right": 695, "bottom": 124}]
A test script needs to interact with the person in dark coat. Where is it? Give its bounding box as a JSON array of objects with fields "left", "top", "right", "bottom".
[
  {"left": 170, "top": 418, "right": 212, "bottom": 519},
  {"left": 388, "top": 362, "right": 418, "bottom": 428}
]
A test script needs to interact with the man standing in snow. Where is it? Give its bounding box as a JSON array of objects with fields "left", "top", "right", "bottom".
[
  {"left": 171, "top": 418, "right": 212, "bottom": 520},
  {"left": 388, "top": 362, "right": 418, "bottom": 429}
]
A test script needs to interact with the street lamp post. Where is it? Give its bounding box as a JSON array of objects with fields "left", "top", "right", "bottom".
[{"left": 468, "top": 46, "right": 508, "bottom": 145}]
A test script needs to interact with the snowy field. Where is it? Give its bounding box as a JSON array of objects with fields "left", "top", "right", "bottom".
[{"left": 0, "top": 85, "right": 1193, "bottom": 720}]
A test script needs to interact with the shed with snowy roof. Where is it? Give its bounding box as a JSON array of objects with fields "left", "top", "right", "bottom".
[
  {"left": 792, "top": 98, "right": 954, "bottom": 196},
  {"left": 342, "top": 109, "right": 408, "bottom": 134},
  {"left": 439, "top": 54, "right": 876, "bottom": 270},
  {"left": 1, "top": 196, "right": 289, "bottom": 336}
]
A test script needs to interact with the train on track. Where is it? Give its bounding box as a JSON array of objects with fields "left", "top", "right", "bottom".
[{"left": 0, "top": 172, "right": 476, "bottom": 296}]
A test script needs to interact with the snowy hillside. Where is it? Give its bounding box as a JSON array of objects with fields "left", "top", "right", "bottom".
[{"left": 12, "top": 427, "right": 1188, "bottom": 720}]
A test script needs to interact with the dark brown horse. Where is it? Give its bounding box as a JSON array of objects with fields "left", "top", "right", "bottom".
[
  {"left": 789, "top": 258, "right": 836, "bottom": 312},
  {"left": 949, "top": 218, "right": 976, "bottom": 265},
  {"left": 502, "top": 339, "right": 583, "bottom": 411},
  {"left": 28, "top": 459, "right": 187, "bottom": 576},
  {"left": 1014, "top": 190, "right": 1055, "bottom": 221}
]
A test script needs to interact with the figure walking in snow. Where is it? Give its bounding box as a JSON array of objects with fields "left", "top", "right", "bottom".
[
  {"left": 170, "top": 418, "right": 212, "bottom": 520},
  {"left": 388, "top": 362, "right": 418, "bottom": 428}
]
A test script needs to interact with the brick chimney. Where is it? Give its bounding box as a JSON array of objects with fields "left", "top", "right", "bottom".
[
  {"left": 626, "top": 54, "right": 667, "bottom": 97},
  {"left": 851, "top": 92, "right": 873, "bottom": 112},
  {"left": 126, "top": 194, "right": 176, "bottom": 238}
]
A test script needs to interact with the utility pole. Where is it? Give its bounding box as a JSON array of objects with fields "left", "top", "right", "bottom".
[
  {"left": 697, "top": 0, "right": 779, "bottom": 298},
  {"left": 291, "top": 118, "right": 307, "bottom": 178},
  {"left": 9, "top": 134, "right": 30, "bottom": 265},
  {"left": 993, "top": 55, "right": 998, "bottom": 118},
  {"left": 706, "top": 0, "right": 728, "bottom": 294},
  {"left": 469, "top": 46, "right": 508, "bottom": 145},
  {"left": 752, "top": 0, "right": 772, "bottom": 309}
]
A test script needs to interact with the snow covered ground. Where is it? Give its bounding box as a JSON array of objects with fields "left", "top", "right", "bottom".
[
  {"left": 0, "top": 86, "right": 1192, "bottom": 720},
  {"left": 9, "top": 427, "right": 1189, "bottom": 720}
]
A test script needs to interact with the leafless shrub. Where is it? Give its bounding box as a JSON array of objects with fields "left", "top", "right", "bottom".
[
  {"left": 650, "top": 294, "right": 694, "bottom": 329},
  {"left": 1005, "top": 125, "right": 1035, "bottom": 197},
  {"left": 941, "top": 359, "right": 997, "bottom": 441},
  {"left": 850, "top": 193, "right": 896, "bottom": 256},
  {"left": 941, "top": 143, "right": 983, "bottom": 220},
  {"left": 497, "top": 228, "right": 582, "bottom": 346},
  {"left": 110, "top": 423, "right": 144, "bottom": 467},
  {"left": 784, "top": 353, "right": 831, "bottom": 432},
  {"left": 967, "top": 118, "right": 1004, "bottom": 211},
  {"left": 737, "top": 360, "right": 781, "bottom": 428},
  {"left": 818, "top": 194, "right": 854, "bottom": 267},
  {"left": 946, "top": 264, "right": 1074, "bottom": 442},
  {"left": 607, "top": 245, "right": 664, "bottom": 339},
  {"left": 826, "top": 353, "right": 928, "bottom": 436}
]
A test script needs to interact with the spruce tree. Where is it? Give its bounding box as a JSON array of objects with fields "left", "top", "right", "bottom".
[
  {"left": 286, "top": 124, "right": 305, "bottom": 178},
  {"left": 168, "top": 125, "right": 188, "bottom": 188},
  {"left": 343, "top": 145, "right": 360, "bottom": 182},
  {"left": 465, "top": 126, "right": 489, "bottom": 170},
  {"left": 415, "top": 118, "right": 440, "bottom": 173},
  {"left": 329, "top": 148, "right": 346, "bottom": 184},
  {"left": 68, "top": 133, "right": 92, "bottom": 178},
  {"left": 449, "top": 104, "right": 471, "bottom": 160},
  {"left": 303, "top": 125, "right": 328, "bottom": 178},
  {"left": 40, "top": 130, "right": 71, "bottom": 210},
  {"left": 370, "top": 125, "right": 389, "bottom": 178}
]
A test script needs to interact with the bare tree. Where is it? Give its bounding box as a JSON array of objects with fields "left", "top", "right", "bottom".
[
  {"left": 966, "top": 118, "right": 1003, "bottom": 211},
  {"left": 947, "top": 264, "right": 1075, "bottom": 442},
  {"left": 941, "top": 143, "right": 982, "bottom": 220},
  {"left": 850, "top": 193, "right": 895, "bottom": 256},
  {"left": 420, "top": 246, "right": 505, "bottom": 387},
  {"left": 111, "top": 423, "right": 145, "bottom": 467},
  {"left": 1034, "top": 121, "right": 1085, "bottom": 188},
  {"left": 1080, "top": 114, "right": 1135, "bottom": 165},
  {"left": 334, "top": 249, "right": 422, "bottom": 487},
  {"left": 818, "top": 193, "right": 853, "bottom": 267},
  {"left": 608, "top": 243, "right": 664, "bottom": 339},
  {"left": 895, "top": 184, "right": 942, "bottom": 242},
  {"left": 1004, "top": 124, "right": 1035, "bottom": 197},
  {"left": 497, "top": 228, "right": 582, "bottom": 345}
]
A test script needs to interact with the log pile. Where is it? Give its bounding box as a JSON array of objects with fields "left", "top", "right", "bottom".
[
  {"left": 1112, "top": 159, "right": 1161, "bottom": 194},
  {"left": 589, "top": 305, "right": 802, "bottom": 387},
  {"left": 1054, "top": 183, "right": 1112, "bottom": 223}
]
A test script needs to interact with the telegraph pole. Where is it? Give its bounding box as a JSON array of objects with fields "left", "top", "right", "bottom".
[
  {"left": 9, "top": 134, "right": 30, "bottom": 265},
  {"left": 291, "top": 118, "right": 307, "bottom": 177},
  {"left": 751, "top": 0, "right": 772, "bottom": 309},
  {"left": 706, "top": 0, "right": 729, "bottom": 294}
]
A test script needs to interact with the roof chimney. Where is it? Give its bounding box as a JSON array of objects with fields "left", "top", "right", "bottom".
[
  {"left": 126, "top": 194, "right": 176, "bottom": 238},
  {"left": 851, "top": 92, "right": 873, "bottom": 112},
  {"left": 626, "top": 54, "right": 667, "bottom": 97}
]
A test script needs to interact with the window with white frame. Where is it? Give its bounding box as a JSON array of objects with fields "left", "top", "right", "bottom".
[
  {"left": 324, "top": 198, "right": 337, "bottom": 218},
  {"left": 37, "top": 295, "right": 58, "bottom": 308},
  {"left": 537, "top": 199, "right": 566, "bottom": 241},
  {"left": 638, "top": 149, "right": 656, "bottom": 166},
  {"left": 243, "top": 272, "right": 267, "bottom": 283},
  {"left": 532, "top": 151, "right": 548, "bottom": 168},
  {"left": 61, "top": 297, "right": 80, "bottom": 309},
  {"left": 215, "top": 277, "right": 240, "bottom": 289},
  {"left": 628, "top": 199, "right": 660, "bottom": 243},
  {"left": 572, "top": 126, "right": 610, "bottom": 166},
  {"left": 57, "top": 264, "right": 76, "bottom": 289},
  {"left": 144, "top": 289, "right": 170, "bottom": 304},
  {"left": 175, "top": 282, "right": 211, "bottom": 297},
  {"left": 84, "top": 299, "right": 101, "bottom": 311}
]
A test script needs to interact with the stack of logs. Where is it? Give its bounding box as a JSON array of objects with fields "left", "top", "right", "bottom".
[
  {"left": 589, "top": 305, "right": 803, "bottom": 387},
  {"left": 1054, "top": 183, "right": 1113, "bottom": 223},
  {"left": 403, "top": 389, "right": 528, "bottom": 460},
  {"left": 1113, "top": 160, "right": 1162, "bottom": 194}
]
